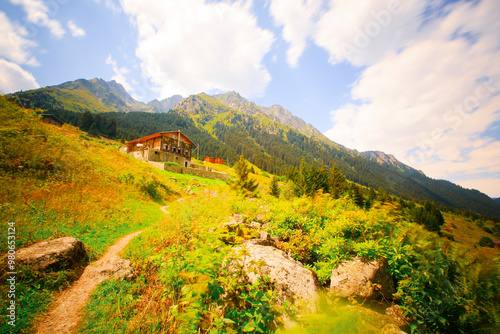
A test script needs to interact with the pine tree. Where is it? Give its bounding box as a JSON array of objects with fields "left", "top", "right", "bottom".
[
  {"left": 232, "top": 155, "right": 258, "bottom": 197},
  {"left": 269, "top": 175, "right": 280, "bottom": 197},
  {"left": 78, "top": 111, "right": 93, "bottom": 132},
  {"left": 348, "top": 183, "right": 364, "bottom": 207},
  {"left": 329, "top": 164, "right": 346, "bottom": 198}
]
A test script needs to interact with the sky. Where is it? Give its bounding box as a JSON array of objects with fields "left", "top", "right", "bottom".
[{"left": 1, "top": 0, "right": 499, "bottom": 198}]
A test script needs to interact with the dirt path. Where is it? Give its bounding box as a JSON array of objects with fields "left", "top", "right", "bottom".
[{"left": 35, "top": 230, "right": 143, "bottom": 334}]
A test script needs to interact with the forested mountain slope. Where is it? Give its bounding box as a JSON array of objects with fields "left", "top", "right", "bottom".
[
  {"left": 10, "top": 78, "right": 153, "bottom": 113},
  {"left": 7, "top": 82, "right": 500, "bottom": 218}
]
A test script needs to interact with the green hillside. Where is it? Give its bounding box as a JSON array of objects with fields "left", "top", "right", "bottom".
[
  {"left": 1, "top": 95, "right": 500, "bottom": 333},
  {"left": 90, "top": 103, "right": 500, "bottom": 219},
  {"left": 0, "top": 95, "right": 218, "bottom": 333},
  {"left": 8, "top": 78, "right": 152, "bottom": 114},
  {"left": 8, "top": 83, "right": 500, "bottom": 219}
]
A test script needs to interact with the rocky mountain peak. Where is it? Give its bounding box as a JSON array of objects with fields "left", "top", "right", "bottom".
[{"left": 362, "top": 151, "right": 419, "bottom": 174}]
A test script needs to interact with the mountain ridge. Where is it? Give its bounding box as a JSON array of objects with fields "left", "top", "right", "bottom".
[
  {"left": 148, "top": 95, "right": 184, "bottom": 113},
  {"left": 10, "top": 77, "right": 153, "bottom": 113},
  {"left": 362, "top": 150, "right": 422, "bottom": 174}
]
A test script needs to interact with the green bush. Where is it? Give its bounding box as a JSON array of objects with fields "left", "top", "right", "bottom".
[
  {"left": 166, "top": 162, "right": 182, "bottom": 167},
  {"left": 482, "top": 226, "right": 493, "bottom": 234},
  {"left": 478, "top": 236, "right": 495, "bottom": 248}
]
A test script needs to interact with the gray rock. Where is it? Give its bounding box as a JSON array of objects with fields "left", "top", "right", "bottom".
[
  {"left": 330, "top": 257, "right": 395, "bottom": 300},
  {"left": 385, "top": 304, "right": 407, "bottom": 327},
  {"left": 16, "top": 237, "right": 86, "bottom": 271},
  {"left": 381, "top": 324, "right": 407, "bottom": 334},
  {"left": 233, "top": 214, "right": 244, "bottom": 223},
  {"left": 97, "top": 256, "right": 135, "bottom": 281},
  {"left": 245, "top": 221, "right": 261, "bottom": 229},
  {"left": 234, "top": 243, "right": 320, "bottom": 312},
  {"left": 246, "top": 231, "right": 276, "bottom": 247}
]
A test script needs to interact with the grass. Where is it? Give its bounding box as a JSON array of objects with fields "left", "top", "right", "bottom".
[
  {"left": 442, "top": 212, "right": 500, "bottom": 259},
  {"left": 0, "top": 96, "right": 179, "bottom": 333}
]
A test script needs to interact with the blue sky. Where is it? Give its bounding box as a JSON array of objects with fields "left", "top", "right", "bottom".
[{"left": 1, "top": 0, "right": 499, "bottom": 198}]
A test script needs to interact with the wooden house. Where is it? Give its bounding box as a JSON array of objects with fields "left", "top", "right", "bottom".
[
  {"left": 126, "top": 130, "right": 195, "bottom": 167},
  {"left": 41, "top": 114, "right": 64, "bottom": 127}
]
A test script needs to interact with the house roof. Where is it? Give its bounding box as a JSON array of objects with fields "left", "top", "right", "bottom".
[
  {"left": 126, "top": 131, "right": 195, "bottom": 146},
  {"left": 41, "top": 114, "right": 64, "bottom": 124}
]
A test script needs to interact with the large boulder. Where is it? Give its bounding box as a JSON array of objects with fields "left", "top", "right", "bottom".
[
  {"left": 16, "top": 237, "right": 86, "bottom": 271},
  {"left": 234, "top": 243, "right": 320, "bottom": 312},
  {"left": 93, "top": 255, "right": 135, "bottom": 281},
  {"left": 330, "top": 257, "right": 395, "bottom": 300}
]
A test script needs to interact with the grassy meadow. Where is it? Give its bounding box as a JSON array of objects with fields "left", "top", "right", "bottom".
[{"left": 1, "top": 96, "right": 499, "bottom": 333}]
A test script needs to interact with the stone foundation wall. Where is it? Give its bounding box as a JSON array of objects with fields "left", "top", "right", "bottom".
[{"left": 162, "top": 164, "right": 230, "bottom": 181}]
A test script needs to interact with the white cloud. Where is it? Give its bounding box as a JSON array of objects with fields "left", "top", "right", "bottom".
[
  {"left": 120, "top": 0, "right": 275, "bottom": 98},
  {"left": 106, "top": 54, "right": 133, "bottom": 93},
  {"left": 313, "top": 0, "right": 424, "bottom": 66},
  {"left": 455, "top": 178, "right": 500, "bottom": 199},
  {"left": 0, "top": 58, "right": 39, "bottom": 94},
  {"left": 0, "top": 11, "right": 38, "bottom": 65},
  {"left": 10, "top": 0, "right": 66, "bottom": 38},
  {"left": 321, "top": 0, "right": 500, "bottom": 197},
  {"left": 93, "top": 0, "right": 122, "bottom": 14},
  {"left": 67, "top": 20, "right": 85, "bottom": 37},
  {"left": 269, "top": 0, "right": 324, "bottom": 67}
]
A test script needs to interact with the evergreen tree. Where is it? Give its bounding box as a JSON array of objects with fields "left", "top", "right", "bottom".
[
  {"left": 348, "top": 183, "right": 364, "bottom": 207},
  {"left": 269, "top": 176, "right": 280, "bottom": 197},
  {"left": 329, "top": 164, "right": 346, "bottom": 198},
  {"left": 410, "top": 201, "right": 445, "bottom": 232},
  {"left": 365, "top": 187, "right": 377, "bottom": 209},
  {"left": 232, "top": 155, "right": 258, "bottom": 197},
  {"left": 294, "top": 158, "right": 308, "bottom": 196},
  {"left": 377, "top": 186, "right": 389, "bottom": 203},
  {"left": 78, "top": 111, "right": 93, "bottom": 132}
]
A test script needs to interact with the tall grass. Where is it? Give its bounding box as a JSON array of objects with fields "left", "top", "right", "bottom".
[{"left": 0, "top": 96, "right": 178, "bottom": 332}]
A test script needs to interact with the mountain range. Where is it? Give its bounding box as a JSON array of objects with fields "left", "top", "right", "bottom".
[{"left": 7, "top": 78, "right": 500, "bottom": 218}]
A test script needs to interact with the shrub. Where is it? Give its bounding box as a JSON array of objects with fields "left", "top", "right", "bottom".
[
  {"left": 482, "top": 226, "right": 493, "bottom": 234},
  {"left": 166, "top": 162, "right": 181, "bottom": 167},
  {"left": 478, "top": 236, "right": 495, "bottom": 248}
]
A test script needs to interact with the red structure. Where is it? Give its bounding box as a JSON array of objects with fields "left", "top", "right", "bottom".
[{"left": 204, "top": 156, "right": 225, "bottom": 165}]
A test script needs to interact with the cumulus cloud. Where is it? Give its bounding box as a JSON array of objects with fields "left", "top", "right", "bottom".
[
  {"left": 317, "top": 0, "right": 500, "bottom": 197},
  {"left": 0, "top": 58, "right": 39, "bottom": 93},
  {"left": 269, "top": 0, "right": 324, "bottom": 67},
  {"left": 67, "top": 20, "right": 85, "bottom": 37},
  {"left": 10, "top": 0, "right": 66, "bottom": 38},
  {"left": 119, "top": 0, "right": 275, "bottom": 98},
  {"left": 0, "top": 11, "right": 38, "bottom": 65},
  {"left": 106, "top": 54, "right": 133, "bottom": 93}
]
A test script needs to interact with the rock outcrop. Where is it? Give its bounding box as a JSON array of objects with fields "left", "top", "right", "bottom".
[
  {"left": 96, "top": 255, "right": 135, "bottom": 281},
  {"left": 16, "top": 237, "right": 86, "bottom": 271},
  {"left": 330, "top": 257, "right": 395, "bottom": 300},
  {"left": 234, "top": 243, "right": 320, "bottom": 312},
  {"left": 385, "top": 304, "right": 408, "bottom": 327}
]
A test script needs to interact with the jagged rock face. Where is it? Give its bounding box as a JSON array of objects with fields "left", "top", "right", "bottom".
[
  {"left": 362, "top": 150, "right": 418, "bottom": 173},
  {"left": 330, "top": 257, "right": 395, "bottom": 300},
  {"left": 148, "top": 95, "right": 184, "bottom": 113},
  {"left": 16, "top": 237, "right": 86, "bottom": 271},
  {"left": 215, "top": 91, "right": 260, "bottom": 114},
  {"left": 235, "top": 243, "right": 320, "bottom": 312}
]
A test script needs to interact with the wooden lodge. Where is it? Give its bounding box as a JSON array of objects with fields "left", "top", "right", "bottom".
[
  {"left": 204, "top": 156, "right": 225, "bottom": 165},
  {"left": 41, "top": 114, "right": 64, "bottom": 127},
  {"left": 125, "top": 130, "right": 195, "bottom": 167}
]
